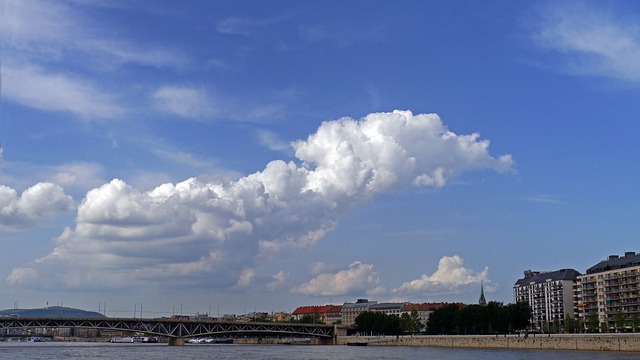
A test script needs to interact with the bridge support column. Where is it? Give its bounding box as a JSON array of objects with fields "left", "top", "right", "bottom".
[{"left": 168, "top": 337, "right": 185, "bottom": 346}]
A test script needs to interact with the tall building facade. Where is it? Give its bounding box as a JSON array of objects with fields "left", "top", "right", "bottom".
[
  {"left": 578, "top": 252, "right": 640, "bottom": 331},
  {"left": 513, "top": 268, "right": 581, "bottom": 331},
  {"left": 341, "top": 299, "right": 377, "bottom": 326}
]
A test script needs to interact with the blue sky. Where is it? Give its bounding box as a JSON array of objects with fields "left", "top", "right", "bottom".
[{"left": 1, "top": 0, "right": 639, "bottom": 317}]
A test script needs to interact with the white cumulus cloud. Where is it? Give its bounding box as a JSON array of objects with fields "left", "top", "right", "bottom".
[
  {"left": 293, "top": 110, "right": 512, "bottom": 200},
  {"left": 50, "top": 162, "right": 106, "bottom": 191},
  {"left": 394, "top": 255, "right": 489, "bottom": 296},
  {"left": 6, "top": 267, "right": 38, "bottom": 285},
  {"left": 267, "top": 270, "right": 289, "bottom": 291},
  {"left": 293, "top": 261, "right": 385, "bottom": 297},
  {"left": 308, "top": 261, "right": 336, "bottom": 275},
  {"left": 7, "top": 110, "right": 512, "bottom": 291},
  {"left": 0, "top": 183, "right": 75, "bottom": 231},
  {"left": 237, "top": 268, "right": 256, "bottom": 287}
]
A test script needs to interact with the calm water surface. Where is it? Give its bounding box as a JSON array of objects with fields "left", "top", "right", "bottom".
[{"left": 1, "top": 342, "right": 639, "bottom": 360}]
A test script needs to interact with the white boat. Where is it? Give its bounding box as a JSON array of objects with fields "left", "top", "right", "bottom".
[{"left": 111, "top": 337, "right": 134, "bottom": 343}]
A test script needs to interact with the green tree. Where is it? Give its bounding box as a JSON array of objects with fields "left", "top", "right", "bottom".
[
  {"left": 426, "top": 304, "right": 460, "bottom": 335},
  {"left": 631, "top": 313, "right": 639, "bottom": 332},
  {"left": 614, "top": 311, "right": 626, "bottom": 333},
  {"left": 382, "top": 314, "right": 401, "bottom": 335},
  {"left": 426, "top": 302, "right": 530, "bottom": 335},
  {"left": 564, "top": 315, "right": 576, "bottom": 333},
  {"left": 298, "top": 314, "right": 318, "bottom": 324},
  {"left": 409, "top": 310, "right": 422, "bottom": 332},
  {"left": 576, "top": 317, "right": 584, "bottom": 333},
  {"left": 600, "top": 321, "right": 609, "bottom": 333},
  {"left": 587, "top": 314, "right": 599, "bottom": 333},
  {"left": 354, "top": 311, "right": 378, "bottom": 334},
  {"left": 399, "top": 311, "right": 422, "bottom": 334},
  {"left": 507, "top": 302, "right": 531, "bottom": 331},
  {"left": 355, "top": 312, "right": 401, "bottom": 335},
  {"left": 553, "top": 316, "right": 560, "bottom": 333}
]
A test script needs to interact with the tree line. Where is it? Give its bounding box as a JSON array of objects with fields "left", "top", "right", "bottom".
[
  {"left": 425, "top": 302, "right": 531, "bottom": 335},
  {"left": 354, "top": 310, "right": 422, "bottom": 335}
]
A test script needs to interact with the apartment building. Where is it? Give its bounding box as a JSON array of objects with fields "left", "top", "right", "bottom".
[
  {"left": 578, "top": 252, "right": 640, "bottom": 331},
  {"left": 513, "top": 268, "right": 581, "bottom": 331},
  {"left": 341, "top": 299, "right": 377, "bottom": 326}
]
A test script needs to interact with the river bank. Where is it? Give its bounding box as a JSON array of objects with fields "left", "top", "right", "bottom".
[
  {"left": 6, "top": 333, "right": 640, "bottom": 351},
  {"left": 337, "top": 334, "right": 640, "bottom": 352}
]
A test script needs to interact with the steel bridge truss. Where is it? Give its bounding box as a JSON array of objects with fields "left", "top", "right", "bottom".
[{"left": 0, "top": 318, "right": 335, "bottom": 339}]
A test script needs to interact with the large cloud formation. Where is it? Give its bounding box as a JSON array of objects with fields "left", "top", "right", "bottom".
[{"left": 7, "top": 110, "right": 512, "bottom": 290}]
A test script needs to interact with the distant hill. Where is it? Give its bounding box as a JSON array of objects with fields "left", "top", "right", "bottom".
[{"left": 0, "top": 306, "right": 106, "bottom": 318}]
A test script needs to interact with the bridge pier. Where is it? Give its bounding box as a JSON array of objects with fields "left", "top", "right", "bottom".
[
  {"left": 168, "top": 337, "right": 185, "bottom": 346},
  {"left": 318, "top": 337, "right": 334, "bottom": 345}
]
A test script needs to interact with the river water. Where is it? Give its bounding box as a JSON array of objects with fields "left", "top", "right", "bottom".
[{"left": 1, "top": 342, "right": 639, "bottom": 360}]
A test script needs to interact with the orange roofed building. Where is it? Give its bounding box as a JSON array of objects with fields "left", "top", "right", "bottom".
[{"left": 291, "top": 305, "right": 343, "bottom": 324}]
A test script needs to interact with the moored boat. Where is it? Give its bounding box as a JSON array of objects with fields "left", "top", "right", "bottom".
[
  {"left": 346, "top": 341, "right": 368, "bottom": 346},
  {"left": 111, "top": 337, "right": 134, "bottom": 343}
]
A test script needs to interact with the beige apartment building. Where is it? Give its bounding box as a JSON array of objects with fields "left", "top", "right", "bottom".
[
  {"left": 341, "top": 299, "right": 377, "bottom": 326},
  {"left": 578, "top": 252, "right": 640, "bottom": 331},
  {"left": 514, "top": 268, "right": 581, "bottom": 331}
]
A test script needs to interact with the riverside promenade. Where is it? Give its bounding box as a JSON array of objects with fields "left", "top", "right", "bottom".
[{"left": 337, "top": 334, "right": 640, "bottom": 352}]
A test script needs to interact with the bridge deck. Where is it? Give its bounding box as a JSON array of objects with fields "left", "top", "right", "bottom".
[{"left": 0, "top": 317, "right": 335, "bottom": 340}]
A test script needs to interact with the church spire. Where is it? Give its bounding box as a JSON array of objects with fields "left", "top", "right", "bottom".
[{"left": 479, "top": 281, "right": 487, "bottom": 306}]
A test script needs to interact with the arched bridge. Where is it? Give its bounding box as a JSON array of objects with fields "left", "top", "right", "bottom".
[{"left": 0, "top": 317, "right": 337, "bottom": 345}]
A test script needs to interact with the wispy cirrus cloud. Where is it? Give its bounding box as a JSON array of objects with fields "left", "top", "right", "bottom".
[
  {"left": 3, "top": 64, "right": 124, "bottom": 119},
  {"left": 532, "top": 2, "right": 640, "bottom": 82},
  {"left": 150, "top": 84, "right": 292, "bottom": 124},
  {"left": 523, "top": 194, "right": 563, "bottom": 204},
  {"left": 216, "top": 17, "right": 255, "bottom": 36},
  {"left": 152, "top": 86, "right": 217, "bottom": 120},
  {"left": 299, "top": 21, "right": 388, "bottom": 48},
  {"left": 2, "top": 0, "right": 184, "bottom": 69},
  {"left": 257, "top": 130, "right": 292, "bottom": 154},
  {"left": 1, "top": 0, "right": 184, "bottom": 120},
  {"left": 216, "top": 13, "right": 295, "bottom": 37}
]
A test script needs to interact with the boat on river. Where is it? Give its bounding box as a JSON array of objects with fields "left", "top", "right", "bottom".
[{"left": 346, "top": 341, "right": 368, "bottom": 346}]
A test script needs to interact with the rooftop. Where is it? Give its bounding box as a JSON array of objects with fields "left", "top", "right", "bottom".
[
  {"left": 585, "top": 252, "right": 640, "bottom": 274},
  {"left": 514, "top": 268, "right": 581, "bottom": 286},
  {"left": 401, "top": 303, "right": 460, "bottom": 312},
  {"left": 291, "top": 305, "right": 342, "bottom": 315}
]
